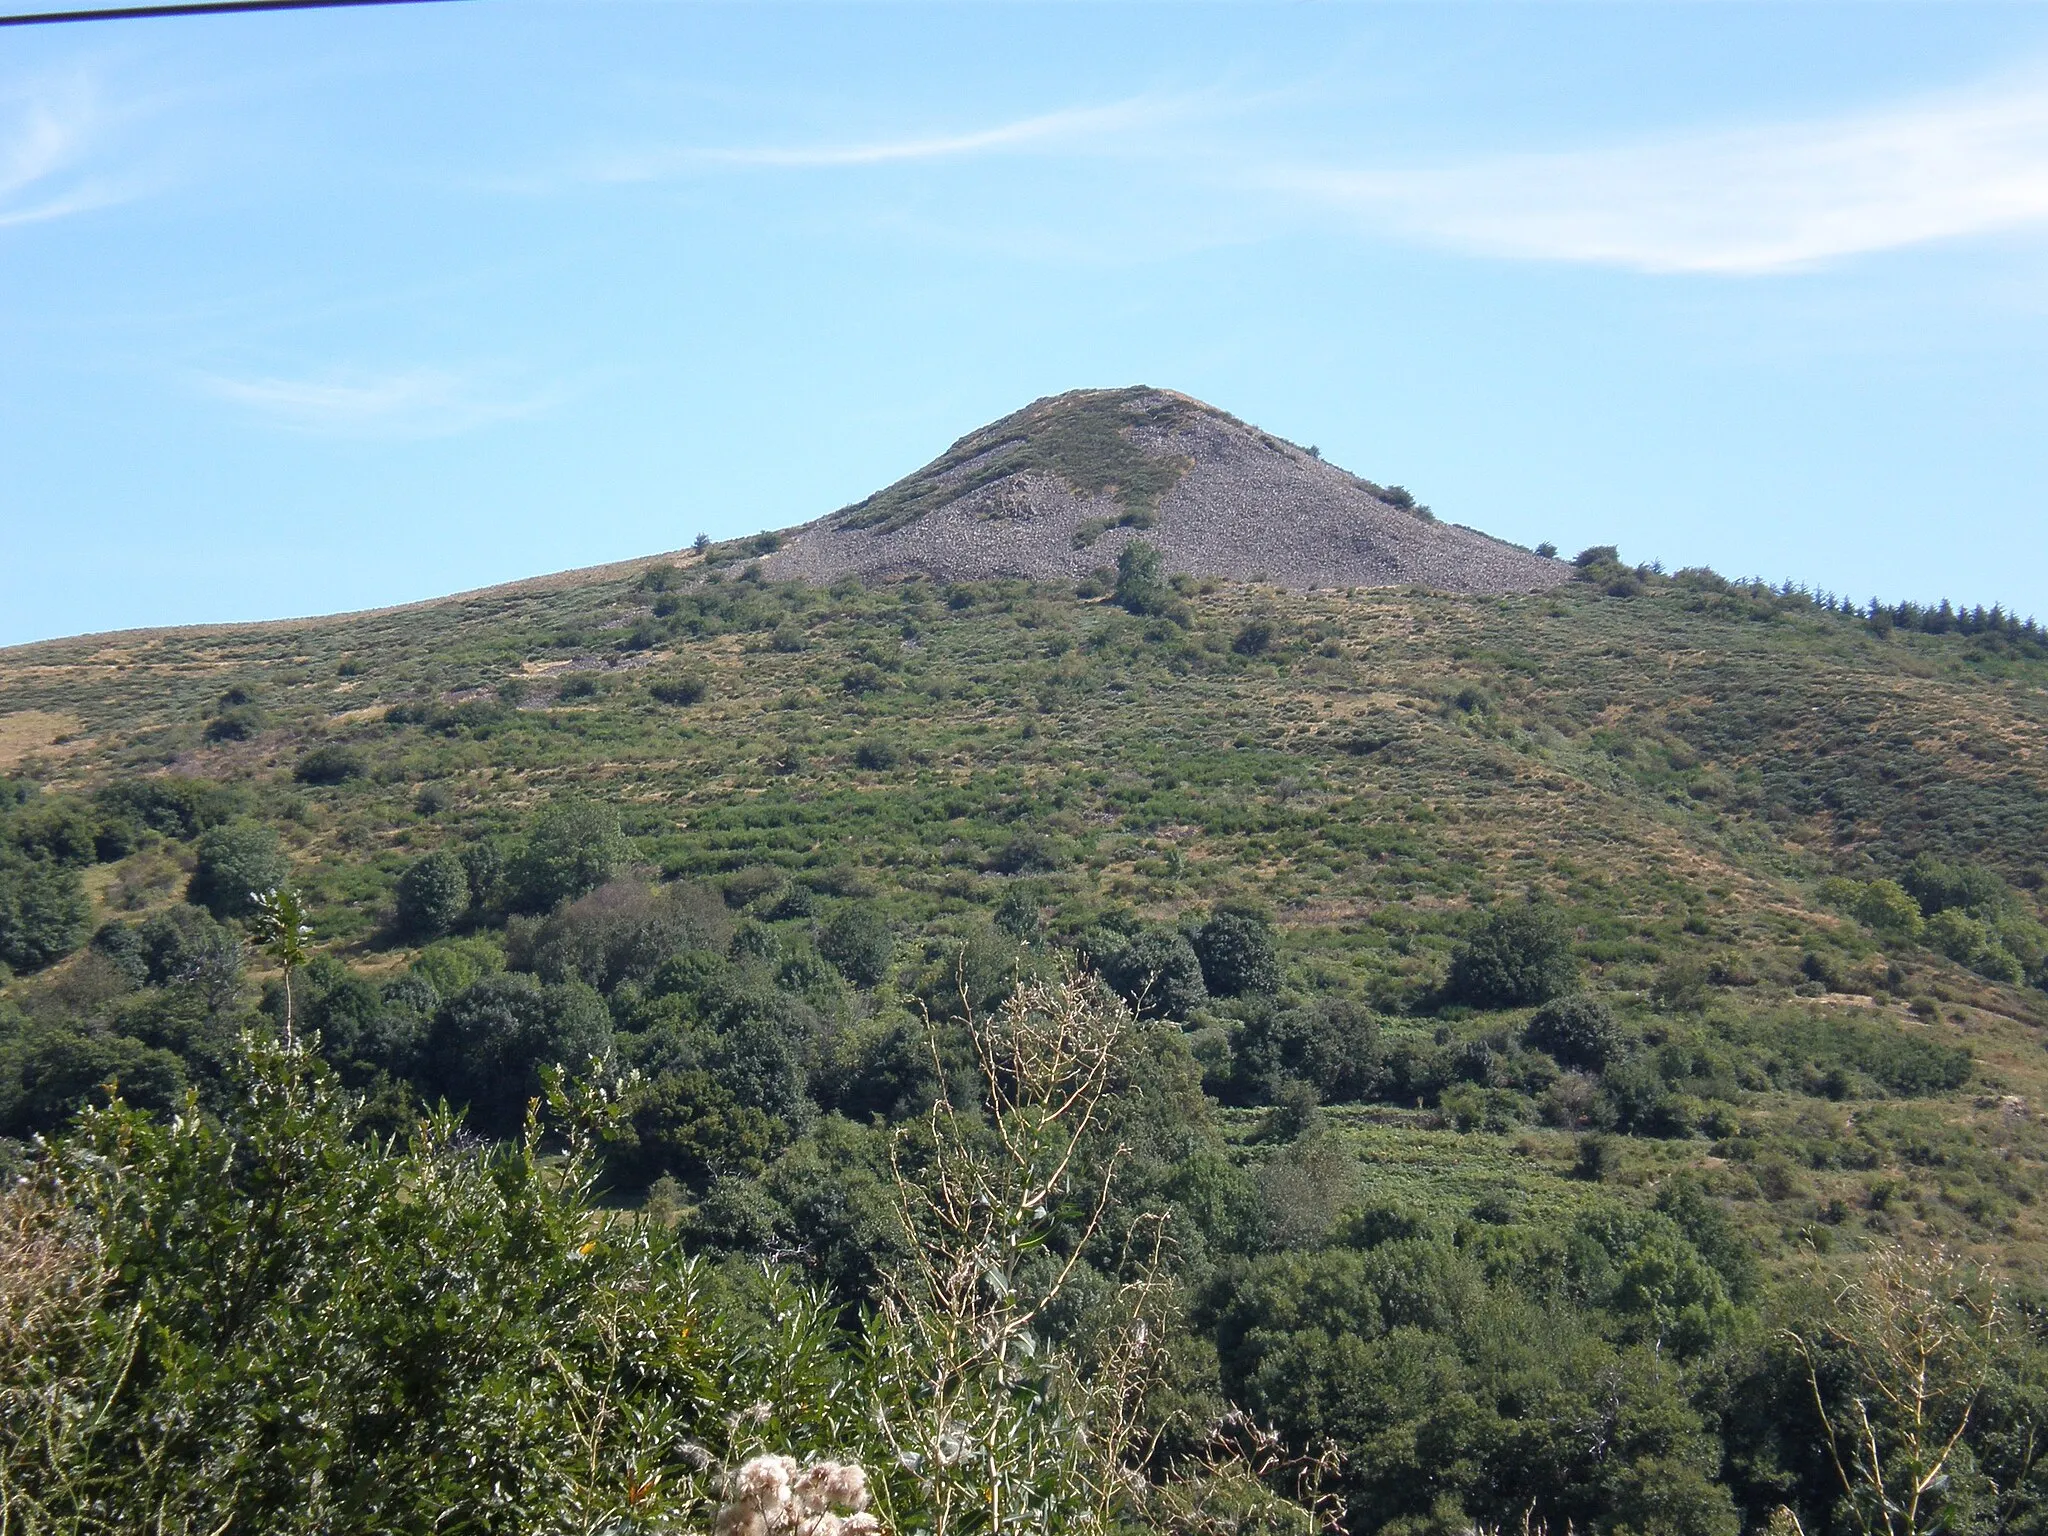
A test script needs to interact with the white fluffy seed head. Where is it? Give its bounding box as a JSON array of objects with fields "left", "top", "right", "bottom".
[
  {"left": 718, "top": 1454, "right": 878, "bottom": 1536},
  {"left": 792, "top": 1460, "right": 869, "bottom": 1514}
]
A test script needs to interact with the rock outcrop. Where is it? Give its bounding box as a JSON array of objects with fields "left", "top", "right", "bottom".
[{"left": 760, "top": 387, "right": 1568, "bottom": 594}]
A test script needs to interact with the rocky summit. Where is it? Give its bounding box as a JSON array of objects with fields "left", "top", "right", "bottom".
[{"left": 760, "top": 387, "right": 1569, "bottom": 593}]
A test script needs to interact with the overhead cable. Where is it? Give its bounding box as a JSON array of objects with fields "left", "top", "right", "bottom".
[{"left": 1, "top": 0, "right": 464, "bottom": 27}]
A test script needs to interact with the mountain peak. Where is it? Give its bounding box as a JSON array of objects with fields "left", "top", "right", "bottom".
[{"left": 761, "top": 386, "right": 1566, "bottom": 593}]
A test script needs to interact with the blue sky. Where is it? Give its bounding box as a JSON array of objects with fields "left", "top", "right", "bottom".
[{"left": 4, "top": 2, "right": 2048, "bottom": 646}]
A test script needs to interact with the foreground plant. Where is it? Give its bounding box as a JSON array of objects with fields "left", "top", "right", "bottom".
[
  {"left": 1786, "top": 1247, "right": 2023, "bottom": 1536},
  {"left": 0, "top": 1041, "right": 874, "bottom": 1535}
]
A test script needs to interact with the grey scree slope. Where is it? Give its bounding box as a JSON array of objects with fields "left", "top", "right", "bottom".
[{"left": 760, "top": 387, "right": 1572, "bottom": 594}]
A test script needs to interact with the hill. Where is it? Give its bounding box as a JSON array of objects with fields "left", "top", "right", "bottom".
[
  {"left": 763, "top": 387, "right": 1570, "bottom": 591},
  {"left": 4, "top": 398, "right": 2048, "bottom": 1534}
]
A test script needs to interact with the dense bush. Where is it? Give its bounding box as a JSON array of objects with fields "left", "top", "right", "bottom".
[
  {"left": 425, "top": 972, "right": 613, "bottom": 1135},
  {"left": 0, "top": 1020, "right": 187, "bottom": 1135},
  {"left": 1525, "top": 994, "right": 1624, "bottom": 1070},
  {"left": 1087, "top": 925, "right": 1207, "bottom": 1020},
  {"left": 394, "top": 849, "right": 471, "bottom": 938},
  {"left": 507, "top": 798, "right": 633, "bottom": 914},
  {"left": 1903, "top": 854, "right": 2008, "bottom": 917},
  {"left": 121, "top": 904, "right": 244, "bottom": 993},
  {"left": 94, "top": 776, "right": 242, "bottom": 840},
  {"left": 817, "top": 902, "right": 893, "bottom": 987},
  {"left": 521, "top": 878, "right": 727, "bottom": 992},
  {"left": 1190, "top": 906, "right": 1281, "bottom": 998},
  {"left": 1113, "top": 540, "right": 1173, "bottom": 618},
  {"left": 0, "top": 1047, "right": 889, "bottom": 1533},
  {"left": 1853, "top": 878, "right": 1924, "bottom": 941},
  {"left": 853, "top": 739, "right": 900, "bottom": 771},
  {"left": 1446, "top": 903, "right": 1578, "bottom": 1007},
  {"left": 1226, "top": 999, "right": 1382, "bottom": 1104},
  {"left": 294, "top": 744, "right": 368, "bottom": 785},
  {"left": 186, "top": 819, "right": 291, "bottom": 920},
  {"left": 0, "top": 853, "right": 90, "bottom": 972},
  {"left": 648, "top": 674, "right": 708, "bottom": 706}
]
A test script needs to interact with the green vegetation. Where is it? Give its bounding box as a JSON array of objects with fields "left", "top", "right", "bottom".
[
  {"left": 836, "top": 388, "right": 1198, "bottom": 533},
  {"left": 4, "top": 547, "right": 2048, "bottom": 1533}
]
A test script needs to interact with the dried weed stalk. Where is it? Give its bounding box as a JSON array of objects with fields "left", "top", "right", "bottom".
[{"left": 1787, "top": 1247, "right": 2008, "bottom": 1536}]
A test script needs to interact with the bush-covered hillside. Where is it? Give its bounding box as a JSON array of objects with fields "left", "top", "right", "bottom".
[{"left": 2, "top": 544, "right": 2046, "bottom": 1534}]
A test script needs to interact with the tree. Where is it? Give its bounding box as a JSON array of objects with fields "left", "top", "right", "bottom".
[
  {"left": 460, "top": 840, "right": 504, "bottom": 910},
  {"left": 186, "top": 820, "right": 290, "bottom": 921},
  {"left": 525, "top": 878, "right": 728, "bottom": 993},
  {"left": 1229, "top": 1000, "right": 1382, "bottom": 1104},
  {"left": 395, "top": 850, "right": 471, "bottom": 939},
  {"left": 1853, "top": 880, "right": 1924, "bottom": 943},
  {"left": 1192, "top": 907, "right": 1281, "bottom": 998},
  {"left": 1788, "top": 1249, "right": 2011, "bottom": 1536},
  {"left": 1113, "top": 540, "right": 1173, "bottom": 618},
  {"left": 426, "top": 973, "right": 614, "bottom": 1135},
  {"left": 248, "top": 887, "right": 313, "bottom": 1047},
  {"left": 1446, "top": 903, "right": 1578, "bottom": 1008},
  {"left": 1090, "top": 926, "right": 1208, "bottom": 1020},
  {"left": 0, "top": 1023, "right": 187, "bottom": 1135},
  {"left": 1525, "top": 994, "right": 1623, "bottom": 1071},
  {"left": 507, "top": 797, "right": 632, "bottom": 914},
  {"left": 1901, "top": 855, "right": 2006, "bottom": 918},
  {"left": 648, "top": 675, "right": 708, "bottom": 707},
  {"left": 293, "top": 745, "right": 367, "bottom": 785},
  {"left": 818, "top": 902, "right": 893, "bottom": 988},
  {"left": 1924, "top": 909, "right": 2023, "bottom": 982},
  {"left": 0, "top": 853, "right": 89, "bottom": 972},
  {"left": 132, "top": 904, "right": 243, "bottom": 996}
]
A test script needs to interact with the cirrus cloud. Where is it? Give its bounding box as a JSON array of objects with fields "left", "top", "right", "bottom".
[
  {"left": 0, "top": 72, "right": 135, "bottom": 229},
  {"left": 1272, "top": 71, "right": 2048, "bottom": 275},
  {"left": 199, "top": 365, "right": 557, "bottom": 438}
]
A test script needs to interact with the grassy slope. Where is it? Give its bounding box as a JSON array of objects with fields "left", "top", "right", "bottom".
[{"left": 4, "top": 554, "right": 2046, "bottom": 1276}]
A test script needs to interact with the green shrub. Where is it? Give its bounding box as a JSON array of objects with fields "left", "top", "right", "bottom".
[
  {"left": 1, "top": 1044, "right": 884, "bottom": 1533},
  {"left": 0, "top": 1022, "right": 186, "bottom": 1135},
  {"left": 507, "top": 798, "right": 632, "bottom": 914},
  {"left": 94, "top": 778, "right": 243, "bottom": 840},
  {"left": 1852, "top": 878, "right": 1924, "bottom": 941},
  {"left": 426, "top": 973, "right": 613, "bottom": 1135},
  {"left": 1924, "top": 909, "right": 2024, "bottom": 982},
  {"left": 854, "top": 739, "right": 900, "bottom": 771},
  {"left": 130, "top": 904, "right": 243, "bottom": 992},
  {"left": 394, "top": 850, "right": 470, "bottom": 939},
  {"left": 408, "top": 934, "right": 504, "bottom": 998},
  {"left": 4, "top": 797, "right": 99, "bottom": 868},
  {"left": 648, "top": 674, "right": 708, "bottom": 706},
  {"left": 817, "top": 903, "right": 893, "bottom": 988},
  {"left": 202, "top": 707, "right": 264, "bottom": 743},
  {"left": 294, "top": 745, "right": 368, "bottom": 785},
  {"left": 1232, "top": 620, "right": 1275, "bottom": 657},
  {"left": 524, "top": 878, "right": 727, "bottom": 993},
  {"left": 186, "top": 820, "right": 290, "bottom": 920},
  {"left": 1191, "top": 907, "right": 1281, "bottom": 998},
  {"left": 1087, "top": 926, "right": 1207, "bottom": 1020},
  {"left": 989, "top": 834, "right": 1060, "bottom": 875},
  {"left": 1113, "top": 541, "right": 1173, "bottom": 618},
  {"left": 1525, "top": 994, "right": 1622, "bottom": 1071},
  {"left": 1227, "top": 999, "right": 1382, "bottom": 1104},
  {"left": 1903, "top": 854, "right": 2007, "bottom": 917},
  {"left": 1446, "top": 903, "right": 1578, "bottom": 1008},
  {"left": 0, "top": 853, "right": 90, "bottom": 972}
]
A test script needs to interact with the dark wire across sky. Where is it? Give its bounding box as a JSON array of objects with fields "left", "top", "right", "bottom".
[{"left": 0, "top": 0, "right": 462, "bottom": 27}]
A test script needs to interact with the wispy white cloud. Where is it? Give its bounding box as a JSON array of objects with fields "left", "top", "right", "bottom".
[
  {"left": 200, "top": 366, "right": 555, "bottom": 438},
  {"left": 0, "top": 73, "right": 134, "bottom": 229},
  {"left": 578, "top": 95, "right": 1184, "bottom": 184},
  {"left": 1275, "top": 72, "right": 2048, "bottom": 274}
]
